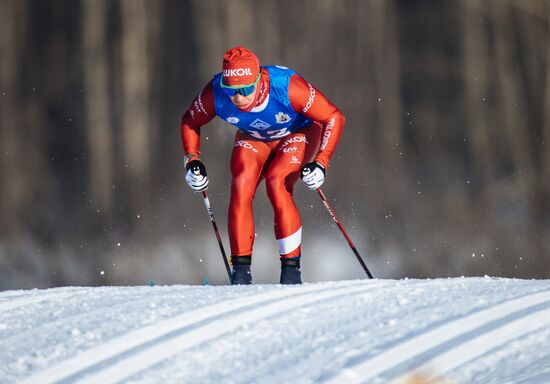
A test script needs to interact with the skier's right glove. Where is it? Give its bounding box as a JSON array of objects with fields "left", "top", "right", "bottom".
[
  {"left": 300, "top": 162, "right": 325, "bottom": 190},
  {"left": 185, "top": 159, "right": 209, "bottom": 192}
]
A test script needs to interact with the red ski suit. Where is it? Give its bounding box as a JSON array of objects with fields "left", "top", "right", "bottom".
[{"left": 181, "top": 67, "right": 344, "bottom": 259}]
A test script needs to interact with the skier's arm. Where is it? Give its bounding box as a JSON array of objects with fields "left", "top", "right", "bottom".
[
  {"left": 288, "top": 74, "right": 345, "bottom": 169},
  {"left": 180, "top": 82, "right": 216, "bottom": 161}
]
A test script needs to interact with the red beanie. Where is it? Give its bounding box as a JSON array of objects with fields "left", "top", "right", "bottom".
[{"left": 222, "top": 46, "right": 260, "bottom": 86}]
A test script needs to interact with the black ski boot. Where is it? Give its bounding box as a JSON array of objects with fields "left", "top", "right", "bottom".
[
  {"left": 230, "top": 256, "right": 252, "bottom": 285},
  {"left": 280, "top": 257, "right": 302, "bottom": 285}
]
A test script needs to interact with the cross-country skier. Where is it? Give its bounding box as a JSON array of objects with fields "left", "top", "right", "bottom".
[{"left": 181, "top": 46, "right": 344, "bottom": 285}]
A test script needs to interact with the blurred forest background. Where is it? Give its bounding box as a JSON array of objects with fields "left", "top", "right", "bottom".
[{"left": 1, "top": 0, "right": 549, "bottom": 289}]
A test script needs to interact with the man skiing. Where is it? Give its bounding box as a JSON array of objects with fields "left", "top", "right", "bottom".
[{"left": 181, "top": 46, "right": 345, "bottom": 285}]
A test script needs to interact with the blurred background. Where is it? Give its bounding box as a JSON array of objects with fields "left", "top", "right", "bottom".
[{"left": 1, "top": 0, "right": 549, "bottom": 289}]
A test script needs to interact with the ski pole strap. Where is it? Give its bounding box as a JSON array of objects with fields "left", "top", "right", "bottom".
[{"left": 231, "top": 255, "right": 252, "bottom": 266}]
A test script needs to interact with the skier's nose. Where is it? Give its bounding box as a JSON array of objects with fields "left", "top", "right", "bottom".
[
  {"left": 232, "top": 93, "right": 245, "bottom": 102},
  {"left": 230, "top": 93, "right": 249, "bottom": 107}
]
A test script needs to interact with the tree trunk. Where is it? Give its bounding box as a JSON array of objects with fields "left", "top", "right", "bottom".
[
  {"left": 491, "top": 0, "right": 545, "bottom": 276},
  {"left": 0, "top": 0, "right": 28, "bottom": 240},
  {"left": 119, "top": 0, "right": 154, "bottom": 219},
  {"left": 82, "top": 0, "right": 114, "bottom": 214},
  {"left": 463, "top": 0, "right": 493, "bottom": 210}
]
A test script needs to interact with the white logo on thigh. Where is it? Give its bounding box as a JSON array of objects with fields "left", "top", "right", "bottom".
[
  {"left": 282, "top": 146, "right": 298, "bottom": 154},
  {"left": 290, "top": 155, "right": 301, "bottom": 164},
  {"left": 234, "top": 140, "right": 259, "bottom": 153},
  {"left": 279, "top": 136, "right": 307, "bottom": 151}
]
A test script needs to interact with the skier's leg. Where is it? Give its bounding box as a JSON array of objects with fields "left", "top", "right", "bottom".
[
  {"left": 228, "top": 132, "right": 271, "bottom": 258},
  {"left": 265, "top": 134, "right": 306, "bottom": 284},
  {"left": 265, "top": 134, "right": 307, "bottom": 259},
  {"left": 266, "top": 123, "right": 322, "bottom": 284},
  {"left": 265, "top": 123, "right": 322, "bottom": 259},
  {"left": 228, "top": 133, "right": 272, "bottom": 285}
]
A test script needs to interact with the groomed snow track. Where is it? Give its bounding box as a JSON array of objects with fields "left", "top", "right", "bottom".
[{"left": 1, "top": 278, "right": 549, "bottom": 383}]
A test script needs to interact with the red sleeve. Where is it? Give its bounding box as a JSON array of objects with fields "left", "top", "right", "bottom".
[
  {"left": 180, "top": 82, "right": 216, "bottom": 159},
  {"left": 288, "top": 74, "right": 345, "bottom": 169}
]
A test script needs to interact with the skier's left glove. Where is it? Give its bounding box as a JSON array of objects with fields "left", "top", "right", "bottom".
[
  {"left": 185, "top": 159, "right": 209, "bottom": 192},
  {"left": 300, "top": 162, "right": 325, "bottom": 190}
]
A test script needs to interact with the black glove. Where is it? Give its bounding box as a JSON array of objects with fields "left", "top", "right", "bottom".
[
  {"left": 185, "top": 159, "right": 209, "bottom": 192},
  {"left": 300, "top": 162, "right": 325, "bottom": 190}
]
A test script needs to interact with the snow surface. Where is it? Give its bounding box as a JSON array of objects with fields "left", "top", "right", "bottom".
[{"left": 0, "top": 277, "right": 549, "bottom": 384}]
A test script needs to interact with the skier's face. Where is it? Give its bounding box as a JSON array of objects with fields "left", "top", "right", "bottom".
[{"left": 229, "top": 88, "right": 257, "bottom": 110}]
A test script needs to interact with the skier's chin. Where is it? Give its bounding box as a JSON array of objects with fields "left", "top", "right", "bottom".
[{"left": 235, "top": 102, "right": 252, "bottom": 110}]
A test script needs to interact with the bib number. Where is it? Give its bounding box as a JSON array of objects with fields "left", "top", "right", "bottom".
[{"left": 248, "top": 127, "right": 290, "bottom": 140}]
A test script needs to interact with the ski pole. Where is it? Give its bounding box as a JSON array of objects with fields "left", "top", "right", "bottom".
[
  {"left": 316, "top": 188, "right": 374, "bottom": 279},
  {"left": 200, "top": 190, "right": 232, "bottom": 282}
]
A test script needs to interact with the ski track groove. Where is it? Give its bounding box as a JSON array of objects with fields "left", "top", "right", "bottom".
[
  {"left": 322, "top": 289, "right": 550, "bottom": 384},
  {"left": 514, "top": 360, "right": 550, "bottom": 384},
  {"left": 391, "top": 307, "right": 550, "bottom": 383},
  {"left": 77, "top": 281, "right": 395, "bottom": 384},
  {"left": 0, "top": 289, "right": 85, "bottom": 313},
  {"left": 0, "top": 291, "right": 36, "bottom": 300},
  {"left": 190, "top": 279, "right": 442, "bottom": 384},
  {"left": 445, "top": 327, "right": 550, "bottom": 384},
  {"left": 19, "top": 280, "right": 384, "bottom": 384},
  {"left": 0, "top": 294, "right": 165, "bottom": 345},
  {"left": 1, "top": 286, "right": 227, "bottom": 345},
  {"left": 491, "top": 344, "right": 550, "bottom": 384},
  {"left": 382, "top": 302, "right": 550, "bottom": 383}
]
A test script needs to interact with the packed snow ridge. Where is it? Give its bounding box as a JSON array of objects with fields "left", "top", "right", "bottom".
[{"left": 1, "top": 277, "right": 549, "bottom": 383}]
